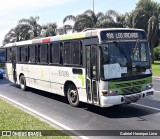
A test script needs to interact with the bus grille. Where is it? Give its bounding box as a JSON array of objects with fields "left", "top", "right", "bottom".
[
  {"left": 121, "top": 86, "right": 141, "bottom": 94},
  {"left": 115, "top": 80, "right": 146, "bottom": 94}
]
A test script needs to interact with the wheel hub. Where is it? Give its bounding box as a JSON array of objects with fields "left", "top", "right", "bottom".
[{"left": 69, "top": 90, "right": 77, "bottom": 102}]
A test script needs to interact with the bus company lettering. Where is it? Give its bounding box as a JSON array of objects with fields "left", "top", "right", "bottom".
[
  {"left": 58, "top": 70, "right": 69, "bottom": 77},
  {"left": 12, "top": 131, "right": 42, "bottom": 137},
  {"left": 106, "top": 33, "right": 139, "bottom": 39},
  {"left": 120, "top": 131, "right": 158, "bottom": 136}
]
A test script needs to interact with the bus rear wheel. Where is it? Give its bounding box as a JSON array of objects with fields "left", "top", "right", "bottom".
[
  {"left": 20, "top": 75, "right": 27, "bottom": 91},
  {"left": 67, "top": 85, "right": 79, "bottom": 107}
]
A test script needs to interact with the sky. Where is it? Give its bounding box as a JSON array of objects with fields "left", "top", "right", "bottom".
[{"left": 0, "top": 0, "right": 160, "bottom": 46}]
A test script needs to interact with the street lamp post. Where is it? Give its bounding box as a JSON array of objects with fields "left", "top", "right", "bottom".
[{"left": 93, "top": 0, "right": 95, "bottom": 13}]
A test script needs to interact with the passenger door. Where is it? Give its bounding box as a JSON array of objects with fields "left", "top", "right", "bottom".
[
  {"left": 10, "top": 47, "right": 17, "bottom": 83},
  {"left": 85, "top": 45, "right": 99, "bottom": 105}
]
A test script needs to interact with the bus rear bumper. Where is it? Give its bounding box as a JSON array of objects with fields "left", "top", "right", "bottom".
[{"left": 100, "top": 88, "right": 154, "bottom": 108}]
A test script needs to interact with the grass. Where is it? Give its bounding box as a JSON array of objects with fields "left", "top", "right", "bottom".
[
  {"left": 152, "top": 61, "right": 160, "bottom": 77},
  {"left": 0, "top": 99, "right": 71, "bottom": 139},
  {"left": 0, "top": 63, "right": 5, "bottom": 68}
]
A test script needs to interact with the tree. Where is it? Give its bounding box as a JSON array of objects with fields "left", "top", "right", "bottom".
[
  {"left": 19, "top": 16, "right": 42, "bottom": 38},
  {"left": 63, "top": 9, "right": 126, "bottom": 33},
  {"left": 154, "top": 45, "right": 160, "bottom": 60},
  {"left": 3, "top": 16, "right": 41, "bottom": 45},
  {"left": 41, "top": 23, "right": 57, "bottom": 37},
  {"left": 3, "top": 25, "right": 31, "bottom": 45},
  {"left": 63, "top": 14, "right": 78, "bottom": 32},
  {"left": 148, "top": 16, "right": 159, "bottom": 63},
  {"left": 132, "top": 0, "right": 159, "bottom": 31},
  {"left": 3, "top": 28, "right": 19, "bottom": 45},
  {"left": 131, "top": 0, "right": 160, "bottom": 63},
  {"left": 57, "top": 25, "right": 73, "bottom": 35},
  {"left": 98, "top": 10, "right": 126, "bottom": 28},
  {"left": 63, "top": 10, "right": 107, "bottom": 32}
]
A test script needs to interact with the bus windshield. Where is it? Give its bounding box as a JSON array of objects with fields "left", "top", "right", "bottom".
[{"left": 101, "top": 41, "right": 151, "bottom": 80}]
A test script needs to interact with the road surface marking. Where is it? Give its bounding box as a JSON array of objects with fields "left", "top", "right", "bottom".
[
  {"left": 0, "top": 94, "right": 89, "bottom": 139},
  {"left": 133, "top": 103, "right": 160, "bottom": 111},
  {"left": 155, "top": 91, "right": 160, "bottom": 93},
  {"left": 154, "top": 79, "right": 160, "bottom": 81}
]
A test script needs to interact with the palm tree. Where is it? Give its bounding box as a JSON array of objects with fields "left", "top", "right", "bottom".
[
  {"left": 73, "top": 14, "right": 95, "bottom": 31},
  {"left": 131, "top": 0, "right": 159, "bottom": 31},
  {"left": 63, "top": 10, "right": 106, "bottom": 32},
  {"left": 19, "top": 16, "right": 42, "bottom": 38},
  {"left": 103, "top": 10, "right": 129, "bottom": 28},
  {"left": 57, "top": 25, "right": 73, "bottom": 35},
  {"left": 82, "top": 10, "right": 105, "bottom": 27},
  {"left": 131, "top": 0, "right": 160, "bottom": 63},
  {"left": 41, "top": 23, "right": 57, "bottom": 37},
  {"left": 63, "top": 13, "right": 86, "bottom": 32},
  {"left": 124, "top": 12, "right": 133, "bottom": 28},
  {"left": 148, "top": 16, "right": 159, "bottom": 63}
]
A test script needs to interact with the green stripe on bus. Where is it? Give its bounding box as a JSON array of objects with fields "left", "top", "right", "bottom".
[{"left": 78, "top": 75, "right": 84, "bottom": 87}]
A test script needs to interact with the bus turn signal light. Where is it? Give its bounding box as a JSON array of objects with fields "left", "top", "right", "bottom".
[{"left": 102, "top": 90, "right": 108, "bottom": 95}]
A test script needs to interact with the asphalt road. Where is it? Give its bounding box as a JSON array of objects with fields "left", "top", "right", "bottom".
[{"left": 0, "top": 78, "right": 160, "bottom": 139}]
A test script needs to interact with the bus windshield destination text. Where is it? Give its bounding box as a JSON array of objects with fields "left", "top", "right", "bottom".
[{"left": 106, "top": 32, "right": 139, "bottom": 40}]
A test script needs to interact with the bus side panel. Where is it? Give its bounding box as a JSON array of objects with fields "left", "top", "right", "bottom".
[
  {"left": 16, "top": 64, "right": 29, "bottom": 85},
  {"left": 77, "top": 88, "right": 88, "bottom": 103},
  {"left": 5, "top": 63, "right": 14, "bottom": 82},
  {"left": 50, "top": 66, "right": 87, "bottom": 103},
  {"left": 50, "top": 66, "right": 64, "bottom": 96},
  {"left": 28, "top": 65, "right": 51, "bottom": 92}
]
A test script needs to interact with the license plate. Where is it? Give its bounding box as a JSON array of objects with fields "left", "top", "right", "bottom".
[
  {"left": 124, "top": 94, "right": 140, "bottom": 103},
  {"left": 147, "top": 92, "right": 153, "bottom": 96}
]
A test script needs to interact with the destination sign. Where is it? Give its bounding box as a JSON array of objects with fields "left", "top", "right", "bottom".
[{"left": 101, "top": 30, "right": 147, "bottom": 41}]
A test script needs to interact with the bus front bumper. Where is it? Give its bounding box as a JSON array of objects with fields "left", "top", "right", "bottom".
[{"left": 100, "top": 88, "right": 154, "bottom": 107}]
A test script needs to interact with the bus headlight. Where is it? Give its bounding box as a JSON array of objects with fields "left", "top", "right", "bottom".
[
  {"left": 101, "top": 90, "right": 118, "bottom": 95},
  {"left": 146, "top": 83, "right": 153, "bottom": 90},
  {"left": 109, "top": 90, "right": 118, "bottom": 95}
]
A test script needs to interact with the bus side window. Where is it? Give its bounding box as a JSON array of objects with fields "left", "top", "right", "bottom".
[
  {"left": 27, "top": 46, "right": 30, "bottom": 63},
  {"left": 0, "top": 48, "right": 5, "bottom": 62},
  {"left": 50, "top": 42, "right": 61, "bottom": 64},
  {"left": 60, "top": 43, "right": 63, "bottom": 64},
  {"left": 6, "top": 48, "right": 11, "bottom": 62},
  {"left": 20, "top": 46, "right": 28, "bottom": 63},
  {"left": 36, "top": 45, "right": 40, "bottom": 63},
  {"left": 71, "top": 41, "right": 82, "bottom": 65},
  {"left": 64, "top": 42, "right": 71, "bottom": 65},
  {"left": 29, "top": 45, "right": 36, "bottom": 63},
  {"left": 17, "top": 47, "right": 20, "bottom": 63},
  {"left": 63, "top": 40, "right": 82, "bottom": 66},
  {"left": 40, "top": 44, "right": 48, "bottom": 64}
]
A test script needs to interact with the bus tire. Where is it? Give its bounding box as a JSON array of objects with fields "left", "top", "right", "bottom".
[
  {"left": 67, "top": 84, "right": 79, "bottom": 107},
  {"left": 20, "top": 75, "right": 27, "bottom": 91}
]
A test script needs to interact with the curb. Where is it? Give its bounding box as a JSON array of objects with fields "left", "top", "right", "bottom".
[{"left": 153, "top": 76, "right": 160, "bottom": 79}]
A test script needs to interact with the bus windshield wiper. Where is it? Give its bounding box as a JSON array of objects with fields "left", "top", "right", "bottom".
[
  {"left": 133, "top": 39, "right": 139, "bottom": 55},
  {"left": 113, "top": 41, "right": 131, "bottom": 67}
]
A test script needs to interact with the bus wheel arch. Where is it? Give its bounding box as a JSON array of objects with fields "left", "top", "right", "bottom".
[
  {"left": 64, "top": 81, "right": 80, "bottom": 107},
  {"left": 19, "top": 74, "right": 27, "bottom": 91}
]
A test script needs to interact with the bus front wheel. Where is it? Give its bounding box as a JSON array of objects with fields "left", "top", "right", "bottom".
[
  {"left": 20, "top": 75, "right": 27, "bottom": 91},
  {"left": 67, "top": 85, "right": 79, "bottom": 107}
]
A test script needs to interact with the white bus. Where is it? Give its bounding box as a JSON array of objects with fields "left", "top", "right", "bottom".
[{"left": 5, "top": 28, "right": 154, "bottom": 107}]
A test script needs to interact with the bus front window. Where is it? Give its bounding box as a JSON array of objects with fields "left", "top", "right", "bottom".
[{"left": 101, "top": 41, "right": 151, "bottom": 80}]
